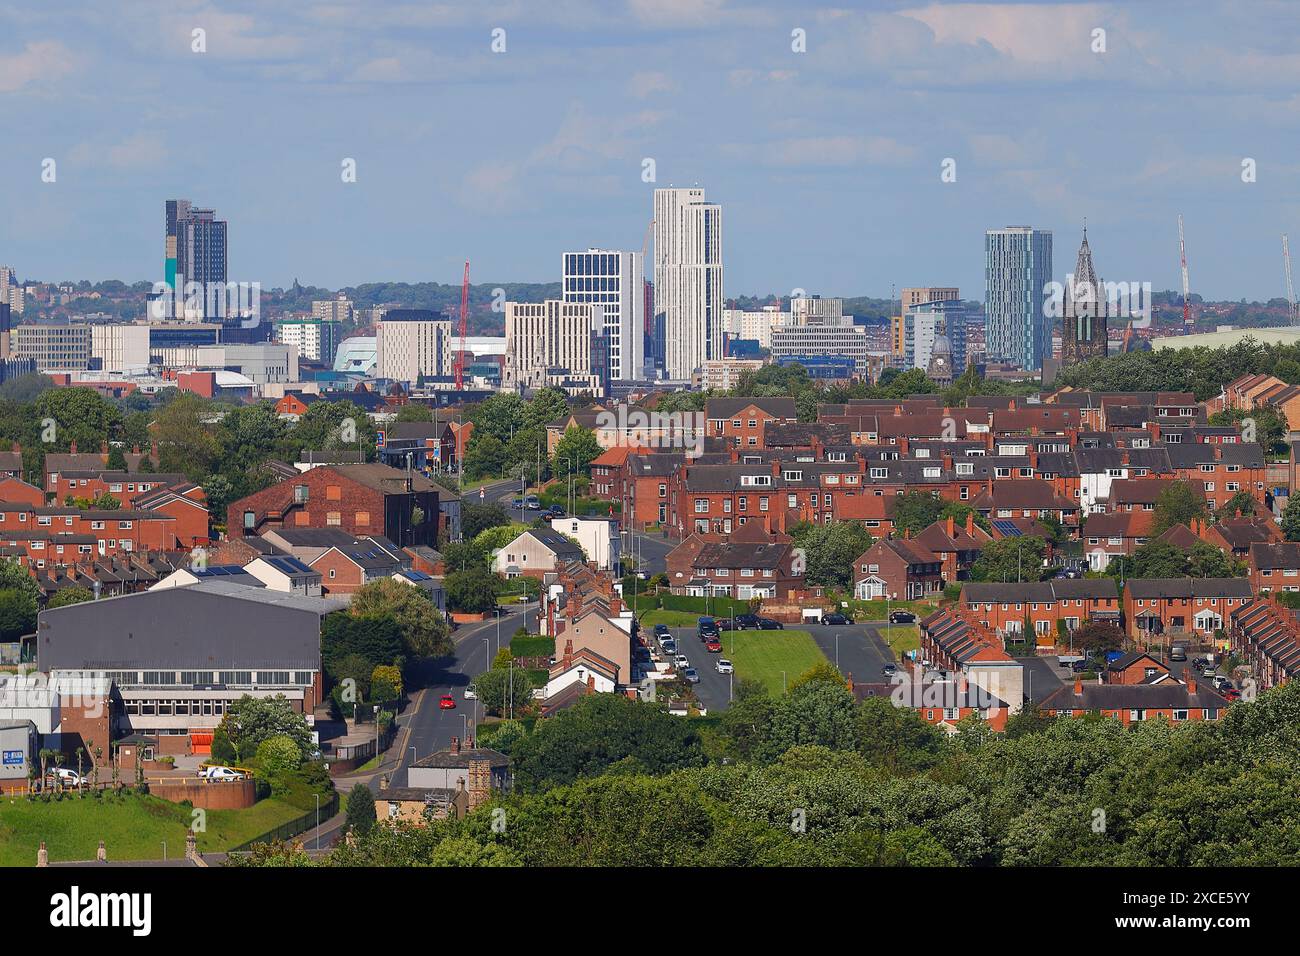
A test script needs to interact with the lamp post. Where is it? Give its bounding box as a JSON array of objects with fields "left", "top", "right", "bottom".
[
  {"left": 314, "top": 794, "right": 320, "bottom": 851},
  {"left": 373, "top": 705, "right": 380, "bottom": 764}
]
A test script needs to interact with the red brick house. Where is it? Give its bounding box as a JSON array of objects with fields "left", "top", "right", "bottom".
[
  {"left": 853, "top": 536, "right": 944, "bottom": 601},
  {"left": 1124, "top": 578, "right": 1253, "bottom": 645},
  {"left": 704, "top": 397, "right": 798, "bottom": 449},
  {"left": 1249, "top": 541, "right": 1300, "bottom": 594},
  {"left": 1105, "top": 652, "right": 1170, "bottom": 685},
  {"left": 1039, "top": 676, "right": 1229, "bottom": 725},
  {"left": 228, "top": 463, "right": 443, "bottom": 547},
  {"left": 960, "top": 579, "right": 1123, "bottom": 645},
  {"left": 912, "top": 514, "right": 991, "bottom": 583},
  {"left": 1229, "top": 597, "right": 1300, "bottom": 691}
]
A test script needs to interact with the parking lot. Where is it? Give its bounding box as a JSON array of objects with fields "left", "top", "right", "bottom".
[{"left": 645, "top": 618, "right": 899, "bottom": 712}]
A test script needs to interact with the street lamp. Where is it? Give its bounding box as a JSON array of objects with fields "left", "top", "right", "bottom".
[
  {"left": 373, "top": 705, "right": 380, "bottom": 764},
  {"left": 314, "top": 794, "right": 320, "bottom": 852}
]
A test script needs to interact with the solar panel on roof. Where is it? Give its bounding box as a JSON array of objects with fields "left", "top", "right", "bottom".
[{"left": 991, "top": 520, "right": 1022, "bottom": 537}]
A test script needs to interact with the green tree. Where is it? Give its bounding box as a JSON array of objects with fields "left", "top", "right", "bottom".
[
  {"left": 444, "top": 567, "right": 500, "bottom": 614},
  {"left": 1151, "top": 480, "right": 1210, "bottom": 534},
  {"left": 462, "top": 502, "right": 511, "bottom": 540},
  {"left": 370, "top": 664, "right": 403, "bottom": 702},
  {"left": 891, "top": 491, "right": 945, "bottom": 537},
  {"left": 254, "top": 734, "right": 305, "bottom": 781},
  {"left": 346, "top": 784, "right": 377, "bottom": 836},
  {"left": 348, "top": 578, "right": 451, "bottom": 658},
  {"left": 0, "top": 589, "right": 36, "bottom": 641},
  {"left": 790, "top": 521, "right": 874, "bottom": 590},
  {"left": 214, "top": 695, "right": 314, "bottom": 764},
  {"left": 508, "top": 694, "right": 707, "bottom": 791},
  {"left": 755, "top": 680, "right": 858, "bottom": 762},
  {"left": 1282, "top": 495, "right": 1300, "bottom": 542},
  {"left": 551, "top": 425, "right": 602, "bottom": 479},
  {"left": 969, "top": 536, "right": 1047, "bottom": 583},
  {"left": 472, "top": 666, "right": 534, "bottom": 717},
  {"left": 46, "top": 587, "right": 94, "bottom": 609},
  {"left": 462, "top": 433, "right": 508, "bottom": 480}
]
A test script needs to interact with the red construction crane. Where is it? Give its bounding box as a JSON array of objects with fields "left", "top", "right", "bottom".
[{"left": 455, "top": 260, "right": 470, "bottom": 389}]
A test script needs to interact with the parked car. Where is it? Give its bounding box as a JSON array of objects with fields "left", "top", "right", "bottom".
[
  {"left": 821, "top": 612, "right": 851, "bottom": 625},
  {"left": 757, "top": 618, "right": 785, "bottom": 630},
  {"left": 715, "top": 659, "right": 734, "bottom": 674},
  {"left": 705, "top": 637, "right": 723, "bottom": 653},
  {"left": 734, "top": 613, "right": 760, "bottom": 629},
  {"left": 682, "top": 668, "right": 701, "bottom": 684},
  {"left": 547, "top": 505, "right": 566, "bottom": 517},
  {"left": 1221, "top": 687, "right": 1242, "bottom": 702},
  {"left": 1170, "top": 644, "right": 1188, "bottom": 662},
  {"left": 439, "top": 694, "right": 457, "bottom": 710},
  {"left": 524, "top": 495, "right": 541, "bottom": 510},
  {"left": 1212, "top": 675, "right": 1233, "bottom": 691},
  {"left": 463, "top": 684, "right": 477, "bottom": 700},
  {"left": 660, "top": 638, "right": 677, "bottom": 655},
  {"left": 715, "top": 617, "right": 734, "bottom": 631},
  {"left": 197, "top": 766, "right": 244, "bottom": 782},
  {"left": 881, "top": 662, "right": 898, "bottom": 676},
  {"left": 674, "top": 654, "right": 690, "bottom": 669},
  {"left": 46, "top": 767, "right": 84, "bottom": 787},
  {"left": 511, "top": 497, "right": 524, "bottom": 510},
  {"left": 1071, "top": 658, "right": 1095, "bottom": 673},
  {"left": 888, "top": 610, "right": 916, "bottom": 624},
  {"left": 653, "top": 624, "right": 672, "bottom": 638},
  {"left": 697, "top": 616, "right": 719, "bottom": 634}
]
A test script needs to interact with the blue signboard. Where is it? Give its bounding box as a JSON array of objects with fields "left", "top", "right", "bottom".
[
  {"left": 2, "top": 750, "right": 23, "bottom": 767},
  {"left": 376, "top": 428, "right": 386, "bottom": 449}
]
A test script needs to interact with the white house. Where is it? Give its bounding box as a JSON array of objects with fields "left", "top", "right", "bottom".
[
  {"left": 544, "top": 648, "right": 619, "bottom": 699},
  {"left": 547, "top": 516, "right": 619, "bottom": 571},
  {"left": 244, "top": 555, "right": 324, "bottom": 597}
]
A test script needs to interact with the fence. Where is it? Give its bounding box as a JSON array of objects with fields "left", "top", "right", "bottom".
[{"left": 229, "top": 791, "right": 339, "bottom": 852}]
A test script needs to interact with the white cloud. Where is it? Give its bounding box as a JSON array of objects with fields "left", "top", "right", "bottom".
[
  {"left": 629, "top": 71, "right": 677, "bottom": 97},
  {"left": 0, "top": 40, "right": 75, "bottom": 93},
  {"left": 69, "top": 131, "right": 168, "bottom": 170}
]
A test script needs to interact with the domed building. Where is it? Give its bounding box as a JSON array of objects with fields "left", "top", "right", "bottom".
[{"left": 926, "top": 320, "right": 955, "bottom": 388}]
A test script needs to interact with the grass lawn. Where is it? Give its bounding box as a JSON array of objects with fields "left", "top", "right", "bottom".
[
  {"left": 0, "top": 791, "right": 315, "bottom": 866},
  {"left": 877, "top": 624, "right": 920, "bottom": 655},
  {"left": 722, "top": 629, "right": 828, "bottom": 696},
  {"left": 638, "top": 609, "right": 701, "bottom": 628}
]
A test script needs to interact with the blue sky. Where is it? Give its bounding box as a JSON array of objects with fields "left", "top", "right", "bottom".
[{"left": 3, "top": 0, "right": 1300, "bottom": 302}]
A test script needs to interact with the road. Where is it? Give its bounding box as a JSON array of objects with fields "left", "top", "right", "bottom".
[
  {"left": 394, "top": 601, "right": 537, "bottom": 785},
  {"left": 649, "top": 618, "right": 899, "bottom": 712}
]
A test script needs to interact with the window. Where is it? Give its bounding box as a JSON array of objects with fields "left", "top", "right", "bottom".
[
  {"left": 658, "top": 483, "right": 667, "bottom": 498},
  {"left": 294, "top": 484, "right": 309, "bottom": 503},
  {"left": 355, "top": 511, "right": 371, "bottom": 526},
  {"left": 327, "top": 512, "right": 342, "bottom": 526},
  {"left": 326, "top": 485, "right": 341, "bottom": 501},
  {"left": 759, "top": 497, "right": 768, "bottom": 512},
  {"left": 694, "top": 498, "right": 709, "bottom": 514}
]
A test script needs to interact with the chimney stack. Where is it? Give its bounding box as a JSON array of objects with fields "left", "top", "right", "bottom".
[
  {"left": 966, "top": 513, "right": 975, "bottom": 536},
  {"left": 1073, "top": 676, "right": 1083, "bottom": 695},
  {"left": 946, "top": 515, "right": 955, "bottom": 538},
  {"left": 467, "top": 758, "right": 491, "bottom": 812},
  {"left": 450, "top": 735, "right": 460, "bottom": 754}
]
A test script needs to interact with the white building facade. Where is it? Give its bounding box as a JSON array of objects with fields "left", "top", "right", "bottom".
[
  {"left": 654, "top": 187, "right": 723, "bottom": 379},
  {"left": 563, "top": 249, "right": 644, "bottom": 382}
]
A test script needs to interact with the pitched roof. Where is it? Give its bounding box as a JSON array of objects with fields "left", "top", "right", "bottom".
[
  {"left": 704, "top": 397, "right": 798, "bottom": 420},
  {"left": 1124, "top": 578, "right": 1252, "bottom": 599}
]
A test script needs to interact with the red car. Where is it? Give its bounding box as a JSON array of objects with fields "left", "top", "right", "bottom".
[
  {"left": 1221, "top": 687, "right": 1242, "bottom": 703},
  {"left": 705, "top": 638, "right": 723, "bottom": 653},
  {"left": 439, "top": 694, "right": 456, "bottom": 710}
]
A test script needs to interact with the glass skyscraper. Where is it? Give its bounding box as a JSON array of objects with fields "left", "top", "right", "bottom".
[{"left": 985, "top": 226, "right": 1052, "bottom": 371}]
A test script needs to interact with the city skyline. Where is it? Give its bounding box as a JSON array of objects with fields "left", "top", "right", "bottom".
[{"left": 3, "top": 2, "right": 1300, "bottom": 301}]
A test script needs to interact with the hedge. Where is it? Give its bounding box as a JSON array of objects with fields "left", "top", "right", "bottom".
[{"left": 510, "top": 635, "right": 555, "bottom": 658}]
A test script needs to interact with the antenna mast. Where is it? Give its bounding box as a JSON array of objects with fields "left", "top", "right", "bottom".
[{"left": 1178, "top": 215, "right": 1191, "bottom": 327}]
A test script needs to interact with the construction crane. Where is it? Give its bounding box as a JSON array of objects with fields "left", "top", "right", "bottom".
[
  {"left": 1285, "top": 235, "right": 1298, "bottom": 323},
  {"left": 454, "top": 260, "right": 470, "bottom": 390},
  {"left": 1178, "top": 214, "right": 1191, "bottom": 327}
]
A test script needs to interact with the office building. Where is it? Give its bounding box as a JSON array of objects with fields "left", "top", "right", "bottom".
[
  {"left": 165, "top": 200, "right": 228, "bottom": 320},
  {"left": 893, "top": 287, "right": 959, "bottom": 355},
  {"left": 91, "top": 324, "right": 151, "bottom": 372},
  {"left": 12, "top": 323, "right": 92, "bottom": 370},
  {"left": 375, "top": 310, "right": 453, "bottom": 384},
  {"left": 788, "top": 295, "right": 844, "bottom": 326},
  {"left": 985, "top": 226, "right": 1053, "bottom": 371},
  {"left": 722, "top": 306, "right": 787, "bottom": 349},
  {"left": 194, "top": 343, "right": 299, "bottom": 385},
  {"left": 770, "top": 322, "right": 869, "bottom": 375},
  {"left": 334, "top": 336, "right": 377, "bottom": 377},
  {"left": 504, "top": 300, "right": 601, "bottom": 393},
  {"left": 0, "top": 268, "right": 23, "bottom": 315},
  {"left": 1061, "top": 226, "right": 1109, "bottom": 364},
  {"left": 654, "top": 187, "right": 723, "bottom": 379},
  {"left": 905, "top": 299, "right": 969, "bottom": 375},
  {"left": 312, "top": 295, "right": 353, "bottom": 324},
  {"left": 277, "top": 317, "right": 342, "bottom": 365},
  {"left": 563, "top": 249, "right": 644, "bottom": 382},
  {"left": 701, "top": 358, "right": 765, "bottom": 390}
]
